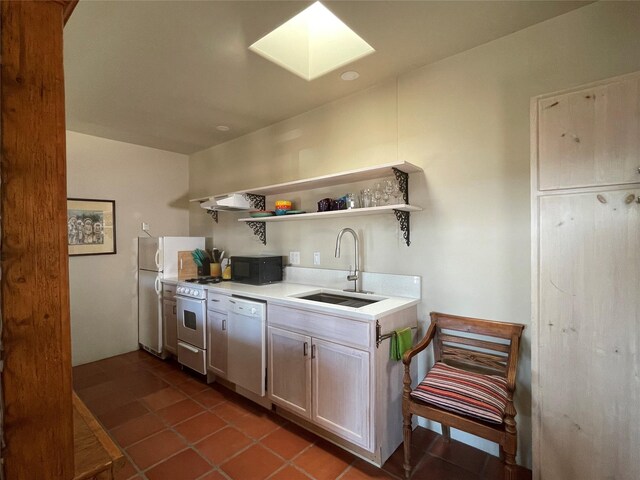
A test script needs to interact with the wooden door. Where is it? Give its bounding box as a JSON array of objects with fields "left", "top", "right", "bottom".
[
  {"left": 538, "top": 74, "right": 640, "bottom": 190},
  {"left": 207, "top": 309, "right": 228, "bottom": 377},
  {"left": 537, "top": 188, "right": 640, "bottom": 479},
  {"left": 312, "top": 338, "right": 370, "bottom": 449},
  {"left": 162, "top": 299, "right": 177, "bottom": 355},
  {"left": 268, "top": 326, "right": 311, "bottom": 419}
]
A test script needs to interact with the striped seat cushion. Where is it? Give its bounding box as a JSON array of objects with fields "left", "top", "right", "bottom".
[{"left": 410, "top": 362, "right": 508, "bottom": 424}]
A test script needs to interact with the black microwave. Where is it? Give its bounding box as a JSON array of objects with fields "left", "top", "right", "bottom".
[{"left": 230, "top": 255, "right": 283, "bottom": 285}]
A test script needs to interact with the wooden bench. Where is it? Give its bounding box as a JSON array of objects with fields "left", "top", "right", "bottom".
[{"left": 73, "top": 393, "right": 125, "bottom": 480}]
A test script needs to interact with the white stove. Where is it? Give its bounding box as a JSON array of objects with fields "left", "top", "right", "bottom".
[
  {"left": 176, "top": 283, "right": 206, "bottom": 300},
  {"left": 175, "top": 281, "right": 207, "bottom": 374}
]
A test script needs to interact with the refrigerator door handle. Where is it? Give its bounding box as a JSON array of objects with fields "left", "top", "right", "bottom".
[
  {"left": 154, "top": 276, "right": 161, "bottom": 294},
  {"left": 155, "top": 249, "right": 161, "bottom": 269}
]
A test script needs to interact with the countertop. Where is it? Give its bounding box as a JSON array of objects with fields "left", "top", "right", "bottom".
[{"left": 162, "top": 278, "right": 419, "bottom": 321}]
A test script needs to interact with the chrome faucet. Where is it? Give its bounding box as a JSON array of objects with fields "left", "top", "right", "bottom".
[{"left": 335, "top": 228, "right": 361, "bottom": 293}]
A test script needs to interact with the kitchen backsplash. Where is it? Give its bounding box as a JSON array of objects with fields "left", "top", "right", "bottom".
[{"left": 283, "top": 266, "right": 421, "bottom": 299}]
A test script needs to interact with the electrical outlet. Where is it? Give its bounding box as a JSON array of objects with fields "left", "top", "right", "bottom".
[
  {"left": 290, "top": 251, "right": 300, "bottom": 265},
  {"left": 313, "top": 252, "right": 321, "bottom": 265},
  {"left": 141, "top": 222, "right": 149, "bottom": 232}
]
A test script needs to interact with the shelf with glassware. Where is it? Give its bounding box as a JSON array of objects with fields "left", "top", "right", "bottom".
[{"left": 191, "top": 161, "right": 423, "bottom": 246}]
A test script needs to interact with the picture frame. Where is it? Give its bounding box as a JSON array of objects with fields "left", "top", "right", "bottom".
[{"left": 67, "top": 198, "right": 116, "bottom": 256}]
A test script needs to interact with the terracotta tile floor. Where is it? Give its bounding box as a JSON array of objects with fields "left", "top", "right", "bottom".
[{"left": 73, "top": 350, "right": 532, "bottom": 480}]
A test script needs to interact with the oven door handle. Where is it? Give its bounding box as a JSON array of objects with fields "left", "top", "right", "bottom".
[{"left": 178, "top": 342, "right": 200, "bottom": 354}]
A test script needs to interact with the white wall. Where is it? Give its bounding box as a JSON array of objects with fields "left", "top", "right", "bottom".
[
  {"left": 188, "top": 2, "right": 640, "bottom": 468},
  {"left": 67, "top": 132, "right": 190, "bottom": 366}
]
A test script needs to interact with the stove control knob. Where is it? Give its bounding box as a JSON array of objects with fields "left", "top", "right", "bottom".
[
  {"left": 250, "top": 307, "right": 257, "bottom": 315},
  {"left": 189, "top": 289, "right": 195, "bottom": 296},
  {"left": 177, "top": 287, "right": 183, "bottom": 294}
]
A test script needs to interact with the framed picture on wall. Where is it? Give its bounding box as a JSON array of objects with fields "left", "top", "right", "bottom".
[{"left": 67, "top": 198, "right": 116, "bottom": 256}]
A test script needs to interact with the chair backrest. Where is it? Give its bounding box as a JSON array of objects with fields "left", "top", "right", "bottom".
[{"left": 431, "top": 312, "right": 525, "bottom": 391}]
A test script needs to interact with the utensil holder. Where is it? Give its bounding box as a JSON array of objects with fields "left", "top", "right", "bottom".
[{"left": 210, "top": 262, "right": 222, "bottom": 277}]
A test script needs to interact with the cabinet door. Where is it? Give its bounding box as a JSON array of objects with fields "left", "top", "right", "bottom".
[
  {"left": 207, "top": 310, "right": 227, "bottom": 377},
  {"left": 538, "top": 189, "right": 640, "bottom": 479},
  {"left": 538, "top": 76, "right": 640, "bottom": 190},
  {"left": 162, "top": 299, "right": 177, "bottom": 355},
  {"left": 312, "top": 338, "right": 370, "bottom": 449},
  {"left": 268, "top": 326, "right": 311, "bottom": 419}
]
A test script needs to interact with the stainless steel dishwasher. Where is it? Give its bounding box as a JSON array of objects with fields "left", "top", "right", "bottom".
[{"left": 226, "top": 296, "right": 267, "bottom": 397}]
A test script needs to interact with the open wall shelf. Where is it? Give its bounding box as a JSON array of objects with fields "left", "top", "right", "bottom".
[{"left": 193, "top": 161, "right": 423, "bottom": 246}]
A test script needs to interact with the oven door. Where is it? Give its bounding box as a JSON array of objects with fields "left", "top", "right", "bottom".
[{"left": 176, "top": 296, "right": 206, "bottom": 349}]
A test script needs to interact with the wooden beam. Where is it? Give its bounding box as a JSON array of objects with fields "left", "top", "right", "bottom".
[
  {"left": 1, "top": 1, "right": 74, "bottom": 478},
  {"left": 63, "top": 0, "right": 79, "bottom": 25}
]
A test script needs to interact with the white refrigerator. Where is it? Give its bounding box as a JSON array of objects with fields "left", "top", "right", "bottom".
[{"left": 138, "top": 236, "right": 205, "bottom": 356}]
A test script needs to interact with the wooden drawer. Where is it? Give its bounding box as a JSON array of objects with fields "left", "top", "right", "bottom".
[
  {"left": 162, "top": 283, "right": 176, "bottom": 299},
  {"left": 268, "top": 304, "right": 370, "bottom": 350},
  {"left": 207, "top": 291, "right": 229, "bottom": 312}
]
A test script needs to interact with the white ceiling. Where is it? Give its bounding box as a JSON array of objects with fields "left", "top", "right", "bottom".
[{"left": 64, "top": 1, "right": 590, "bottom": 154}]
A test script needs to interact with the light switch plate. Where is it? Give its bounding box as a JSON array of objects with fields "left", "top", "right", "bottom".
[
  {"left": 141, "top": 222, "right": 149, "bottom": 232},
  {"left": 290, "top": 251, "right": 300, "bottom": 265},
  {"left": 313, "top": 252, "right": 321, "bottom": 265}
]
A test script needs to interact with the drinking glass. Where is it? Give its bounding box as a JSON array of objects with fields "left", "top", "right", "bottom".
[
  {"left": 383, "top": 179, "right": 394, "bottom": 205},
  {"left": 361, "top": 188, "right": 372, "bottom": 208},
  {"left": 373, "top": 182, "right": 383, "bottom": 206}
]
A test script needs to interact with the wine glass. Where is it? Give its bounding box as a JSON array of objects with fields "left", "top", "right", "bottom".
[
  {"left": 383, "top": 179, "right": 395, "bottom": 205},
  {"left": 372, "top": 182, "right": 383, "bottom": 206}
]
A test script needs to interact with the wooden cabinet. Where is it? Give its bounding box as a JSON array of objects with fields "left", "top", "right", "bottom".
[
  {"left": 162, "top": 297, "right": 177, "bottom": 356},
  {"left": 207, "top": 309, "right": 227, "bottom": 378},
  {"left": 537, "top": 75, "right": 640, "bottom": 190},
  {"left": 268, "top": 325, "right": 370, "bottom": 449},
  {"left": 532, "top": 71, "right": 640, "bottom": 480},
  {"left": 207, "top": 291, "right": 229, "bottom": 378},
  {"left": 268, "top": 327, "right": 311, "bottom": 419},
  {"left": 312, "top": 338, "right": 370, "bottom": 449}
]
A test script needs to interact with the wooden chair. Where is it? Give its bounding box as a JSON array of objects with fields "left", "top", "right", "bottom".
[{"left": 402, "top": 312, "right": 525, "bottom": 480}]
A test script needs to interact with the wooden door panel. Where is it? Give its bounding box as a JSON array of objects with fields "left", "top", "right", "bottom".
[
  {"left": 538, "top": 76, "right": 640, "bottom": 189},
  {"left": 312, "top": 338, "right": 370, "bottom": 449},
  {"left": 163, "top": 300, "right": 177, "bottom": 355},
  {"left": 538, "top": 189, "right": 640, "bottom": 479},
  {"left": 268, "top": 327, "right": 311, "bottom": 418},
  {"left": 207, "top": 310, "right": 227, "bottom": 377}
]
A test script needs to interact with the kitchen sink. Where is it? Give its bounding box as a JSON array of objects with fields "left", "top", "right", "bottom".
[{"left": 298, "top": 292, "right": 381, "bottom": 308}]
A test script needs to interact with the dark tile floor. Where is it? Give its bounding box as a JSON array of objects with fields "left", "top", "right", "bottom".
[{"left": 73, "top": 350, "right": 532, "bottom": 480}]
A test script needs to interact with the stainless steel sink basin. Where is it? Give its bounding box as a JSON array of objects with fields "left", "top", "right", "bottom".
[{"left": 298, "top": 292, "right": 380, "bottom": 308}]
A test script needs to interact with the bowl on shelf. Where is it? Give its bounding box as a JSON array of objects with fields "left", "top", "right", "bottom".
[{"left": 275, "top": 200, "right": 291, "bottom": 208}]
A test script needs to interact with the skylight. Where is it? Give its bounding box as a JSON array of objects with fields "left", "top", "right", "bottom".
[{"left": 249, "top": 2, "right": 374, "bottom": 81}]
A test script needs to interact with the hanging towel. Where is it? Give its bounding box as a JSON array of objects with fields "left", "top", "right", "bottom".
[{"left": 390, "top": 327, "right": 413, "bottom": 361}]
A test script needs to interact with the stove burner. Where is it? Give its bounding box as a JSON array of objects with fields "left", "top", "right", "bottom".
[{"left": 184, "top": 276, "right": 222, "bottom": 285}]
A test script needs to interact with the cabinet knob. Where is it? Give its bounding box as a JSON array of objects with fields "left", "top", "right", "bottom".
[{"left": 637, "top": 167, "right": 640, "bottom": 174}]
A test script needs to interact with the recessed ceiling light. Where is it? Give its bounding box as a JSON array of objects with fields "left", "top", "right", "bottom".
[
  {"left": 249, "top": 1, "right": 374, "bottom": 81},
  {"left": 216, "top": 125, "right": 230, "bottom": 132},
  {"left": 340, "top": 71, "right": 360, "bottom": 81}
]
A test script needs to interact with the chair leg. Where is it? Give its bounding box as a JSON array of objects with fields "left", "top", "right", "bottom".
[
  {"left": 503, "top": 401, "right": 518, "bottom": 480},
  {"left": 441, "top": 424, "right": 450, "bottom": 442},
  {"left": 403, "top": 411, "right": 412, "bottom": 479}
]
